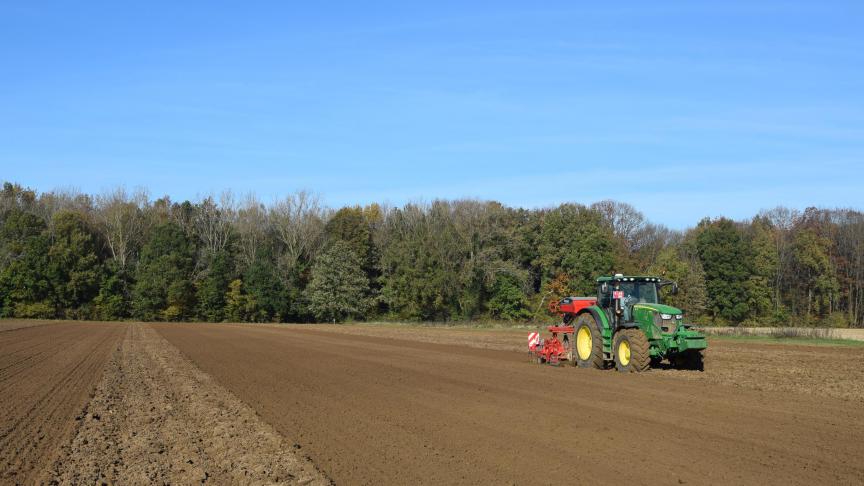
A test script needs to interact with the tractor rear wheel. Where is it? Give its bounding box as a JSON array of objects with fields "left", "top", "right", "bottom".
[
  {"left": 613, "top": 329, "right": 650, "bottom": 373},
  {"left": 574, "top": 313, "right": 604, "bottom": 369}
]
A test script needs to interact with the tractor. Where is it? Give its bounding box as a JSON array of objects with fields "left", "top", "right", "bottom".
[{"left": 529, "top": 274, "right": 707, "bottom": 372}]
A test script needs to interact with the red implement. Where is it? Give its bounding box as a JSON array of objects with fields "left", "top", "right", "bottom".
[
  {"left": 529, "top": 325, "right": 574, "bottom": 365},
  {"left": 549, "top": 296, "right": 597, "bottom": 315},
  {"left": 533, "top": 295, "right": 596, "bottom": 365}
]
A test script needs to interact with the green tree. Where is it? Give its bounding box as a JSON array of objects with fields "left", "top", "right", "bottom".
[
  {"left": 2, "top": 179, "right": 863, "bottom": 328},
  {"left": 243, "top": 258, "right": 289, "bottom": 321},
  {"left": 305, "top": 241, "right": 371, "bottom": 322},
  {"left": 224, "top": 279, "right": 259, "bottom": 322},
  {"left": 46, "top": 211, "right": 103, "bottom": 318},
  {"left": 1, "top": 236, "right": 54, "bottom": 318},
  {"left": 164, "top": 279, "right": 196, "bottom": 321},
  {"left": 791, "top": 229, "right": 838, "bottom": 319},
  {"left": 649, "top": 246, "right": 708, "bottom": 319},
  {"left": 487, "top": 274, "right": 530, "bottom": 320},
  {"left": 745, "top": 217, "right": 779, "bottom": 322},
  {"left": 0, "top": 209, "right": 53, "bottom": 317},
  {"left": 325, "top": 205, "right": 382, "bottom": 318},
  {"left": 132, "top": 222, "right": 196, "bottom": 321},
  {"left": 195, "top": 251, "right": 233, "bottom": 322},
  {"left": 696, "top": 218, "right": 750, "bottom": 323},
  {"left": 325, "top": 206, "right": 375, "bottom": 273},
  {"left": 93, "top": 265, "right": 129, "bottom": 320},
  {"left": 379, "top": 204, "right": 457, "bottom": 320},
  {"left": 537, "top": 204, "right": 615, "bottom": 295}
]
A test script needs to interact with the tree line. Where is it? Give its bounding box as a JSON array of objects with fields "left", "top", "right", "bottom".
[{"left": 1, "top": 181, "right": 862, "bottom": 327}]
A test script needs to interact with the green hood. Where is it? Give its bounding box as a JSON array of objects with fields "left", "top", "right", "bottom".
[{"left": 633, "top": 303, "right": 682, "bottom": 315}]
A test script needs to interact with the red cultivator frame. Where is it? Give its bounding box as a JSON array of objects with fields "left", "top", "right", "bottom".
[
  {"left": 529, "top": 297, "right": 597, "bottom": 365},
  {"left": 528, "top": 326, "right": 574, "bottom": 365}
]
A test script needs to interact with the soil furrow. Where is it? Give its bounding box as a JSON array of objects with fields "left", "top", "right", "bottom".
[
  {"left": 0, "top": 328, "right": 113, "bottom": 452},
  {"left": 0, "top": 322, "right": 124, "bottom": 484},
  {"left": 49, "top": 323, "right": 330, "bottom": 485}
]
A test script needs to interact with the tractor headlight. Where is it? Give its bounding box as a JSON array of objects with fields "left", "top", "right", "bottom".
[
  {"left": 675, "top": 314, "right": 683, "bottom": 320},
  {"left": 660, "top": 313, "right": 672, "bottom": 320}
]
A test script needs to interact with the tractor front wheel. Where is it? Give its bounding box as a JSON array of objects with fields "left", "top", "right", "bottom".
[
  {"left": 574, "top": 313, "right": 604, "bottom": 369},
  {"left": 613, "top": 329, "right": 650, "bottom": 373}
]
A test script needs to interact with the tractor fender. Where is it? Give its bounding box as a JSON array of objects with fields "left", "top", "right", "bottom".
[
  {"left": 616, "top": 322, "right": 640, "bottom": 330},
  {"left": 577, "top": 307, "right": 612, "bottom": 357},
  {"left": 576, "top": 307, "right": 606, "bottom": 330}
]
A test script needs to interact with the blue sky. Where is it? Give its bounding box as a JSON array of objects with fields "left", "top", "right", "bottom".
[{"left": 1, "top": 1, "right": 862, "bottom": 228}]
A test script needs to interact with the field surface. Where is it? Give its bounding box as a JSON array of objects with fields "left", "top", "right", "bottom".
[
  {"left": 0, "top": 322, "right": 124, "bottom": 484},
  {"left": 2, "top": 320, "right": 863, "bottom": 485},
  {"left": 0, "top": 322, "right": 327, "bottom": 485},
  {"left": 154, "top": 323, "right": 864, "bottom": 485}
]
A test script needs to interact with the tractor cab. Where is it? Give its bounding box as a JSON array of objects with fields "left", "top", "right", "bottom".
[{"left": 596, "top": 275, "right": 676, "bottom": 326}]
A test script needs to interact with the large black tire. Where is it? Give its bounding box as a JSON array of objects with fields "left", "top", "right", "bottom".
[
  {"left": 671, "top": 349, "right": 705, "bottom": 371},
  {"left": 613, "top": 329, "right": 650, "bottom": 373},
  {"left": 574, "top": 313, "right": 604, "bottom": 369}
]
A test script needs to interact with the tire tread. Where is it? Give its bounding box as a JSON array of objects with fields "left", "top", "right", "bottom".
[{"left": 614, "top": 328, "right": 650, "bottom": 373}]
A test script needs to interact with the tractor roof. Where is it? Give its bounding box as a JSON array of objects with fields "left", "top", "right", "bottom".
[{"left": 596, "top": 275, "right": 663, "bottom": 283}]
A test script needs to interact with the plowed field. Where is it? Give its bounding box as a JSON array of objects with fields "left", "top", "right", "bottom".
[
  {"left": 154, "top": 323, "right": 864, "bottom": 485},
  {"left": 0, "top": 321, "right": 328, "bottom": 485},
  {"left": 0, "top": 322, "right": 124, "bottom": 484},
  {"left": 3, "top": 321, "right": 863, "bottom": 485}
]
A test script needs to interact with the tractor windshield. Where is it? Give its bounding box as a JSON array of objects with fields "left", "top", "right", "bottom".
[{"left": 619, "top": 282, "right": 659, "bottom": 305}]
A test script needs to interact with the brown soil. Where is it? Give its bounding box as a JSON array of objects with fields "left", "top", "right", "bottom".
[
  {"left": 5, "top": 321, "right": 863, "bottom": 485},
  {"left": 0, "top": 319, "right": 55, "bottom": 333},
  {"left": 288, "top": 323, "right": 864, "bottom": 402},
  {"left": 0, "top": 322, "right": 124, "bottom": 484},
  {"left": 155, "top": 323, "right": 864, "bottom": 486},
  {"left": 49, "top": 323, "right": 329, "bottom": 485}
]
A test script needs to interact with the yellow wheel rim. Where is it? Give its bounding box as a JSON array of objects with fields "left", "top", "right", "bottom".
[
  {"left": 618, "top": 340, "right": 631, "bottom": 366},
  {"left": 576, "top": 326, "right": 592, "bottom": 360}
]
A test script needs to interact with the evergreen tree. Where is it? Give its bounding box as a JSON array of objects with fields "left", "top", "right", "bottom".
[
  {"left": 696, "top": 218, "right": 751, "bottom": 323},
  {"left": 93, "top": 265, "right": 130, "bottom": 320},
  {"left": 305, "top": 241, "right": 371, "bottom": 322},
  {"left": 0, "top": 209, "right": 53, "bottom": 317},
  {"left": 379, "top": 204, "right": 456, "bottom": 320},
  {"left": 324, "top": 206, "right": 376, "bottom": 275},
  {"left": 487, "top": 274, "right": 530, "bottom": 320},
  {"left": 243, "top": 258, "right": 289, "bottom": 321},
  {"left": 46, "top": 211, "right": 103, "bottom": 318},
  {"left": 537, "top": 204, "right": 615, "bottom": 295},
  {"left": 132, "top": 222, "right": 196, "bottom": 321},
  {"left": 195, "top": 251, "right": 233, "bottom": 322}
]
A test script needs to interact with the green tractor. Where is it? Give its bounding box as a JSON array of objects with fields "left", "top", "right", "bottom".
[{"left": 554, "top": 274, "right": 707, "bottom": 372}]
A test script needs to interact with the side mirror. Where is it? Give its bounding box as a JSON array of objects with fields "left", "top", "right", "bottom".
[
  {"left": 601, "top": 283, "right": 608, "bottom": 293},
  {"left": 672, "top": 283, "right": 679, "bottom": 295}
]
